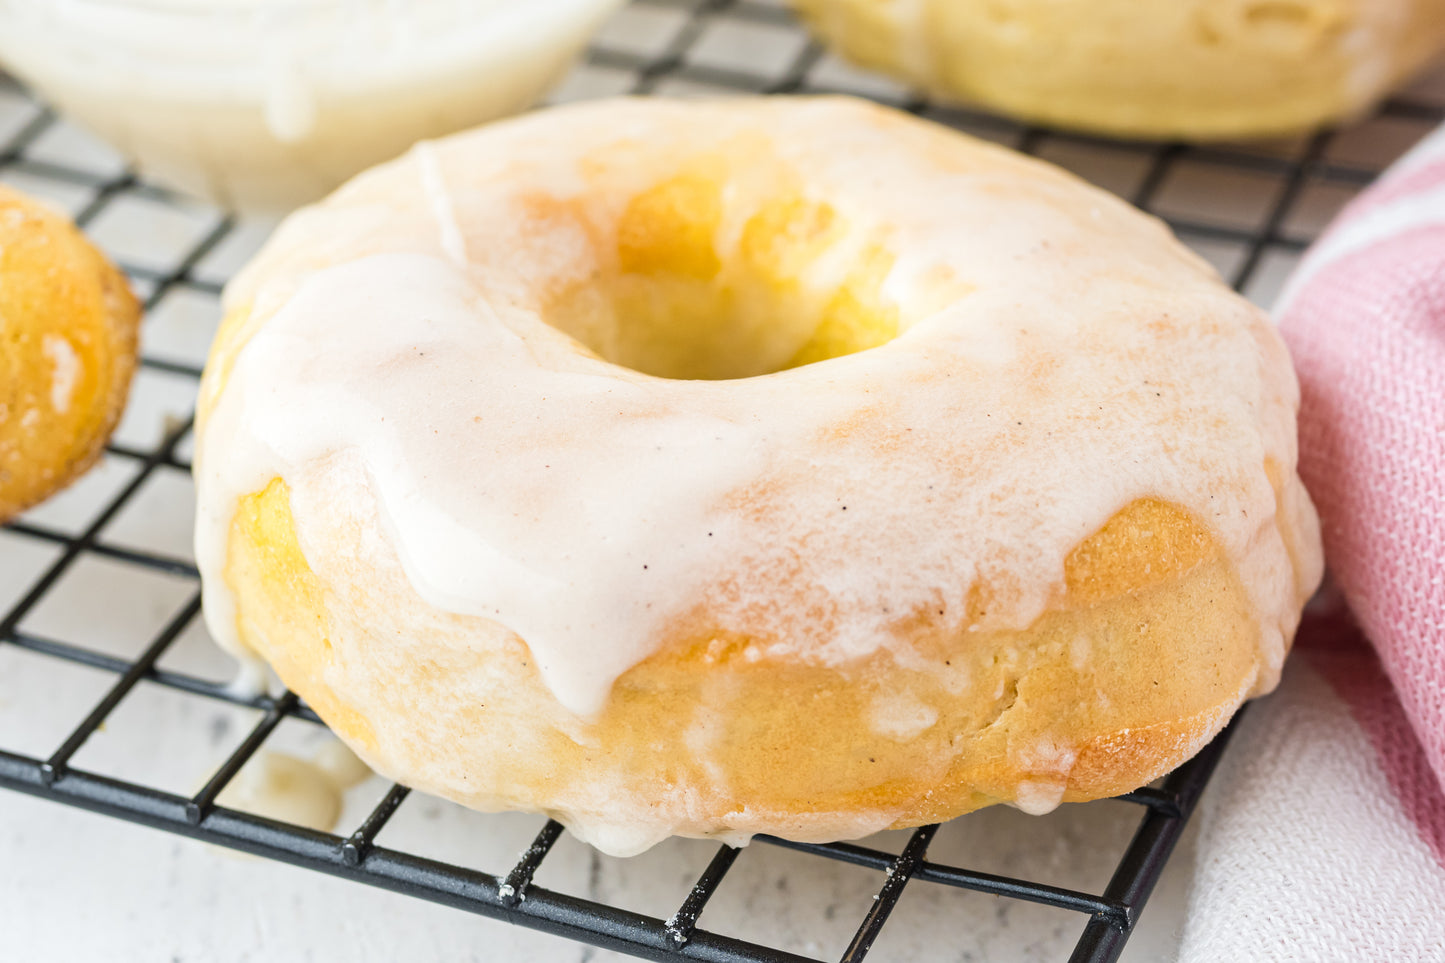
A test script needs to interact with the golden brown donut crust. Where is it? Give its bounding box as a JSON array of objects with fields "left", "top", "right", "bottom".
[
  {"left": 0, "top": 186, "right": 140, "bottom": 522},
  {"left": 223, "top": 477, "right": 1299, "bottom": 851}
]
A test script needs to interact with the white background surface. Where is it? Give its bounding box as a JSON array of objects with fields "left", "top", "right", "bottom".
[{"left": 1, "top": 1, "right": 1442, "bottom": 960}]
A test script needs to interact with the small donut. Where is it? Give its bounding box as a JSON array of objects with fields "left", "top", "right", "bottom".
[
  {"left": 0, "top": 186, "right": 141, "bottom": 523},
  {"left": 194, "top": 97, "right": 1323, "bottom": 855},
  {"left": 789, "top": 0, "right": 1445, "bottom": 140}
]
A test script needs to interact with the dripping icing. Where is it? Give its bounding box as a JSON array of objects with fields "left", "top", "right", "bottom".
[
  {"left": 216, "top": 739, "right": 371, "bottom": 833},
  {"left": 42, "top": 335, "right": 78, "bottom": 413},
  {"left": 415, "top": 141, "right": 469, "bottom": 268}
]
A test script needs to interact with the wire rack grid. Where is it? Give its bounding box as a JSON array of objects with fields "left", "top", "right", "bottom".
[{"left": 0, "top": 1, "right": 1442, "bottom": 961}]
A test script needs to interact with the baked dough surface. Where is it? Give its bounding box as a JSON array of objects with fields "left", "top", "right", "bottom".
[{"left": 195, "top": 98, "right": 1323, "bottom": 854}]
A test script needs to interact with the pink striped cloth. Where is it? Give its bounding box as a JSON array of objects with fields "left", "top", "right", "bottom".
[{"left": 1177, "top": 129, "right": 1445, "bottom": 959}]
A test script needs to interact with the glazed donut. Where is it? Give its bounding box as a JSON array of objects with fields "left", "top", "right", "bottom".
[
  {"left": 195, "top": 97, "right": 1323, "bottom": 855},
  {"left": 0, "top": 185, "right": 140, "bottom": 523},
  {"left": 789, "top": 0, "right": 1445, "bottom": 140}
]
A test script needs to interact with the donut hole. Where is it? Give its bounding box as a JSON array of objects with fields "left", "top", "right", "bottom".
[{"left": 542, "top": 160, "right": 904, "bottom": 380}]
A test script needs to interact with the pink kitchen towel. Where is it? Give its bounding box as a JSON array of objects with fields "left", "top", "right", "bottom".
[
  {"left": 1280, "top": 126, "right": 1445, "bottom": 790},
  {"left": 1178, "top": 128, "right": 1445, "bottom": 959}
]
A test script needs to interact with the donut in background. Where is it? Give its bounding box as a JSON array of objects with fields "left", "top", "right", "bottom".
[{"left": 790, "top": 0, "right": 1445, "bottom": 140}]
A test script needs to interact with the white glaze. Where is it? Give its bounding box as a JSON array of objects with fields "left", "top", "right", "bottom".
[
  {"left": 195, "top": 98, "right": 1320, "bottom": 721},
  {"left": 215, "top": 740, "right": 370, "bottom": 833},
  {"left": 415, "top": 141, "right": 469, "bottom": 268},
  {"left": 41, "top": 335, "right": 78, "bottom": 414},
  {"left": 868, "top": 692, "right": 940, "bottom": 741},
  {"left": 1012, "top": 778, "right": 1067, "bottom": 816}
]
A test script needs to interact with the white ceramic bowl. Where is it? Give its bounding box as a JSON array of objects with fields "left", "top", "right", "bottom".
[{"left": 0, "top": 0, "right": 624, "bottom": 212}]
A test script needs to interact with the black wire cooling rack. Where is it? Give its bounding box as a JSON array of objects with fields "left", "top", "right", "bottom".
[{"left": 1, "top": 2, "right": 1442, "bottom": 961}]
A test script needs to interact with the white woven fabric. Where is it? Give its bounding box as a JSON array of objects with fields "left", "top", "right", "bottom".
[
  {"left": 1179, "top": 653, "right": 1445, "bottom": 962},
  {"left": 1177, "top": 113, "right": 1445, "bottom": 960}
]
